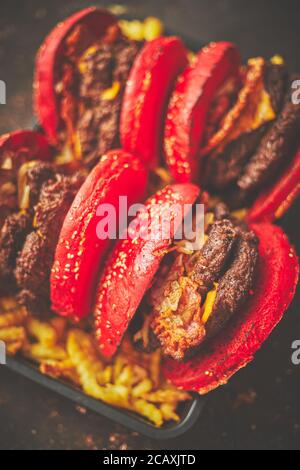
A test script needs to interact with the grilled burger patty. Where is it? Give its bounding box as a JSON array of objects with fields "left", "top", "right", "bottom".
[
  {"left": 148, "top": 207, "right": 259, "bottom": 360},
  {"left": 237, "top": 83, "right": 300, "bottom": 193},
  {"left": 203, "top": 64, "right": 300, "bottom": 209},
  {"left": 0, "top": 212, "right": 31, "bottom": 293},
  {"left": 0, "top": 161, "right": 58, "bottom": 292},
  {"left": 205, "top": 226, "right": 258, "bottom": 339},
  {"left": 60, "top": 35, "right": 141, "bottom": 168},
  {"left": 0, "top": 160, "right": 84, "bottom": 315},
  {"left": 15, "top": 172, "right": 84, "bottom": 315}
]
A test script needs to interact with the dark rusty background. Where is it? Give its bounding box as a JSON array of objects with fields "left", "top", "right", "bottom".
[{"left": 0, "top": 0, "right": 300, "bottom": 450}]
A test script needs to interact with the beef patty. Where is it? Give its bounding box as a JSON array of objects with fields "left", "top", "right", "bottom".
[
  {"left": 202, "top": 62, "right": 299, "bottom": 209},
  {"left": 0, "top": 161, "right": 59, "bottom": 292},
  {"left": 72, "top": 37, "right": 142, "bottom": 167},
  {"left": 0, "top": 212, "right": 32, "bottom": 293},
  {"left": 15, "top": 172, "right": 83, "bottom": 316},
  {"left": 148, "top": 208, "right": 258, "bottom": 360}
]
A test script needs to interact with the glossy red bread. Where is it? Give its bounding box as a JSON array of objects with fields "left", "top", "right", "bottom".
[
  {"left": 163, "top": 223, "right": 299, "bottom": 393},
  {"left": 34, "top": 7, "right": 118, "bottom": 145},
  {"left": 0, "top": 129, "right": 52, "bottom": 162},
  {"left": 121, "top": 37, "right": 188, "bottom": 168},
  {"left": 94, "top": 183, "right": 200, "bottom": 358},
  {"left": 247, "top": 147, "right": 300, "bottom": 223},
  {"left": 164, "top": 42, "right": 240, "bottom": 182},
  {"left": 51, "top": 150, "right": 148, "bottom": 321}
]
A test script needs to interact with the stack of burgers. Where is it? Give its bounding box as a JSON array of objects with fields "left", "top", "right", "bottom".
[{"left": 0, "top": 7, "right": 299, "bottom": 395}]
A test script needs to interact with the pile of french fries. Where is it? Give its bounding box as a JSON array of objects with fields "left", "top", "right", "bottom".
[{"left": 0, "top": 297, "right": 191, "bottom": 427}]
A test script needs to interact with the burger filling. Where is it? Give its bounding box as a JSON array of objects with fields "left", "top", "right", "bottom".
[
  {"left": 133, "top": 204, "right": 258, "bottom": 361},
  {"left": 0, "top": 158, "right": 85, "bottom": 312},
  {"left": 0, "top": 146, "right": 39, "bottom": 226},
  {"left": 56, "top": 24, "right": 142, "bottom": 167},
  {"left": 202, "top": 58, "right": 300, "bottom": 209}
]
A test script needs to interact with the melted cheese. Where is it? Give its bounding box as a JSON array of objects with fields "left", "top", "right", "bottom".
[
  {"left": 202, "top": 283, "right": 218, "bottom": 324},
  {"left": 101, "top": 80, "right": 121, "bottom": 100}
]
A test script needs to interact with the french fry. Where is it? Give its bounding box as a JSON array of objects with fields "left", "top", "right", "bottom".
[
  {"left": 24, "top": 342, "right": 67, "bottom": 361},
  {"left": 113, "top": 355, "right": 128, "bottom": 383},
  {"left": 40, "top": 359, "right": 79, "bottom": 384},
  {"left": 132, "top": 378, "right": 153, "bottom": 398},
  {"left": 0, "top": 308, "right": 27, "bottom": 328},
  {"left": 0, "top": 295, "right": 190, "bottom": 426},
  {"left": 115, "top": 365, "right": 134, "bottom": 386},
  {"left": 89, "top": 384, "right": 130, "bottom": 408},
  {"left": 66, "top": 329, "right": 105, "bottom": 393},
  {"left": 133, "top": 399, "right": 163, "bottom": 427},
  {"left": 143, "top": 388, "right": 191, "bottom": 404},
  {"left": 131, "top": 364, "right": 148, "bottom": 384},
  {"left": 6, "top": 341, "right": 24, "bottom": 355},
  {"left": 160, "top": 403, "right": 180, "bottom": 423},
  {"left": 26, "top": 317, "right": 58, "bottom": 346},
  {"left": 97, "top": 366, "right": 113, "bottom": 386},
  {"left": 0, "top": 326, "right": 26, "bottom": 343},
  {"left": 119, "top": 20, "right": 144, "bottom": 41},
  {"left": 67, "top": 330, "right": 131, "bottom": 408},
  {"left": 143, "top": 17, "right": 164, "bottom": 41},
  {"left": 67, "top": 329, "right": 104, "bottom": 376}
]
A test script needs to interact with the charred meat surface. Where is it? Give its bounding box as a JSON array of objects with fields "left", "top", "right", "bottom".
[
  {"left": 0, "top": 160, "right": 64, "bottom": 295},
  {"left": 59, "top": 32, "right": 142, "bottom": 168},
  {"left": 1, "top": 158, "right": 58, "bottom": 225},
  {"left": 149, "top": 214, "right": 258, "bottom": 360},
  {"left": 204, "top": 125, "right": 268, "bottom": 191},
  {"left": 202, "top": 61, "right": 297, "bottom": 209},
  {"left": 205, "top": 227, "right": 258, "bottom": 338},
  {"left": 213, "top": 202, "right": 231, "bottom": 221},
  {"left": 237, "top": 79, "right": 300, "bottom": 193},
  {"left": 186, "top": 219, "right": 239, "bottom": 296},
  {"left": 21, "top": 162, "right": 58, "bottom": 210},
  {"left": 0, "top": 212, "right": 31, "bottom": 292},
  {"left": 263, "top": 62, "right": 289, "bottom": 114},
  {"left": 78, "top": 38, "right": 141, "bottom": 167},
  {"left": 15, "top": 173, "right": 83, "bottom": 315}
]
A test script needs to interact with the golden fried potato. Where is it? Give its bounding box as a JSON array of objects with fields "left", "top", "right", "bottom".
[
  {"left": 144, "top": 388, "right": 191, "bottom": 404},
  {"left": 6, "top": 341, "right": 24, "bottom": 355},
  {"left": 0, "top": 308, "right": 27, "bottom": 328},
  {"left": 160, "top": 403, "right": 180, "bottom": 423},
  {"left": 97, "top": 366, "right": 113, "bottom": 386},
  {"left": 133, "top": 399, "right": 163, "bottom": 427},
  {"left": 132, "top": 378, "right": 153, "bottom": 398},
  {"left": 40, "top": 359, "right": 79, "bottom": 384},
  {"left": 119, "top": 20, "right": 144, "bottom": 41},
  {"left": 26, "top": 317, "right": 58, "bottom": 346},
  {"left": 0, "top": 326, "right": 26, "bottom": 343},
  {"left": 0, "top": 293, "right": 190, "bottom": 427},
  {"left": 24, "top": 342, "right": 67, "bottom": 361},
  {"left": 143, "top": 17, "right": 164, "bottom": 41}
]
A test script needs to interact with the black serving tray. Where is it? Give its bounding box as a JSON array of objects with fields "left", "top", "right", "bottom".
[
  {"left": 6, "top": 356, "right": 205, "bottom": 439},
  {"left": 5, "top": 19, "right": 207, "bottom": 440}
]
